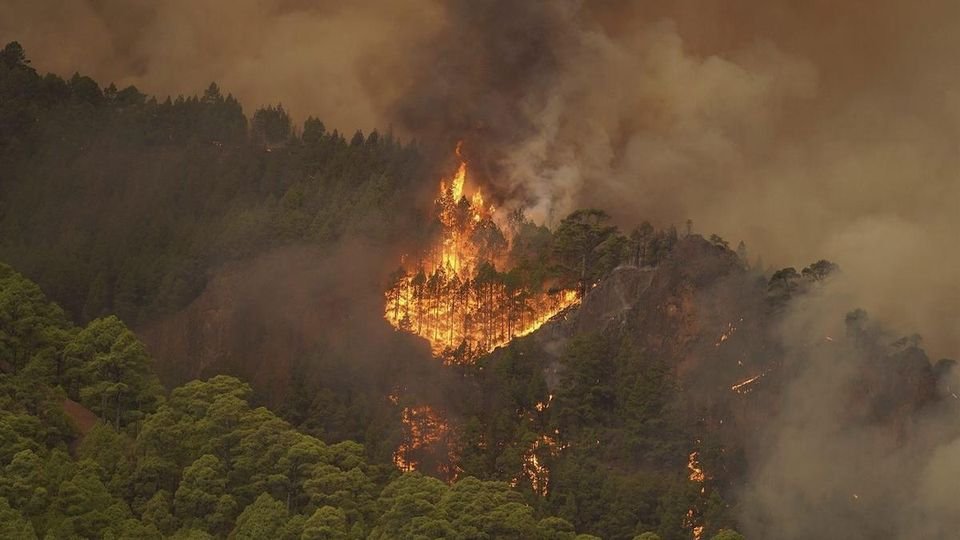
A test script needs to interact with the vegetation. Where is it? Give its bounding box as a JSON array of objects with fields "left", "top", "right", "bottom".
[
  {"left": 0, "top": 262, "right": 606, "bottom": 538},
  {"left": 0, "top": 42, "right": 777, "bottom": 538},
  {"left": 0, "top": 42, "right": 426, "bottom": 327}
]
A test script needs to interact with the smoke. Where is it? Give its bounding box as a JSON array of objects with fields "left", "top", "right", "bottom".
[
  {"left": 0, "top": 0, "right": 444, "bottom": 134},
  {"left": 140, "top": 239, "right": 447, "bottom": 406},
  {"left": 388, "top": 0, "right": 960, "bottom": 359},
  {"left": 736, "top": 282, "right": 960, "bottom": 539},
  {"left": 5, "top": 1, "right": 958, "bottom": 355},
  {"left": 6, "top": 3, "right": 960, "bottom": 531}
]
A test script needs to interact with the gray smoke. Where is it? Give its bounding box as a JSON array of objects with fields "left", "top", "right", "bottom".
[{"left": 737, "top": 284, "right": 960, "bottom": 539}]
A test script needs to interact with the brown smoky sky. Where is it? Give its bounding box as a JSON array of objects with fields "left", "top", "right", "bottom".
[{"left": 3, "top": 0, "right": 959, "bottom": 359}]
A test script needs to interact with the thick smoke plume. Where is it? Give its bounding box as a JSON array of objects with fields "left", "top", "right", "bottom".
[{"left": 389, "top": 0, "right": 960, "bottom": 360}]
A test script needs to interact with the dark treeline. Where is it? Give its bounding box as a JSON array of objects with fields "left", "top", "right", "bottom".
[{"left": 0, "top": 41, "right": 427, "bottom": 328}]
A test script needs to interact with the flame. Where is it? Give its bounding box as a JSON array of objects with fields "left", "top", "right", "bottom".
[
  {"left": 392, "top": 405, "right": 458, "bottom": 478},
  {"left": 535, "top": 394, "right": 553, "bottom": 412},
  {"left": 683, "top": 509, "right": 705, "bottom": 540},
  {"left": 714, "top": 317, "right": 743, "bottom": 347},
  {"left": 514, "top": 434, "right": 566, "bottom": 496},
  {"left": 731, "top": 373, "right": 764, "bottom": 394},
  {"left": 688, "top": 450, "right": 706, "bottom": 486},
  {"left": 731, "top": 365, "right": 777, "bottom": 394},
  {"left": 685, "top": 449, "right": 708, "bottom": 540},
  {"left": 385, "top": 143, "right": 580, "bottom": 360}
]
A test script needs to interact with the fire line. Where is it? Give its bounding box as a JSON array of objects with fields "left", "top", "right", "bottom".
[{"left": 384, "top": 143, "right": 579, "bottom": 361}]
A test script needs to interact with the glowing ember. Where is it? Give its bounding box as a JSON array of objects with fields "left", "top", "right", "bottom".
[
  {"left": 685, "top": 449, "right": 708, "bottom": 539},
  {"left": 714, "top": 317, "right": 743, "bottom": 347},
  {"left": 385, "top": 143, "right": 580, "bottom": 360},
  {"left": 731, "top": 373, "right": 764, "bottom": 394},
  {"left": 535, "top": 394, "right": 554, "bottom": 412},
  {"left": 393, "top": 405, "right": 457, "bottom": 478},
  {"left": 515, "top": 434, "right": 566, "bottom": 496},
  {"left": 688, "top": 450, "right": 706, "bottom": 487}
]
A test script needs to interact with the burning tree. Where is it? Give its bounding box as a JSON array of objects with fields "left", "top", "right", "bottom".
[{"left": 384, "top": 145, "right": 579, "bottom": 361}]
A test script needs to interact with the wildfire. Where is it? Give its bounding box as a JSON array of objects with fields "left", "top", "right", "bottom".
[
  {"left": 393, "top": 405, "right": 457, "bottom": 478},
  {"left": 688, "top": 450, "right": 706, "bottom": 488},
  {"left": 685, "top": 449, "right": 708, "bottom": 540},
  {"left": 535, "top": 394, "right": 553, "bottom": 412},
  {"left": 714, "top": 317, "right": 743, "bottom": 347},
  {"left": 515, "top": 434, "right": 566, "bottom": 496},
  {"left": 730, "top": 373, "right": 764, "bottom": 394},
  {"left": 384, "top": 143, "right": 580, "bottom": 360},
  {"left": 684, "top": 509, "right": 705, "bottom": 540},
  {"left": 731, "top": 365, "right": 778, "bottom": 395}
]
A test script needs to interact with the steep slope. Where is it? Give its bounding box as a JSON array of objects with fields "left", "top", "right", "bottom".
[{"left": 465, "top": 235, "right": 951, "bottom": 539}]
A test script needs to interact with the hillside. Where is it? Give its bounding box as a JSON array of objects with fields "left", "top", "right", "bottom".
[
  {"left": 0, "top": 262, "right": 612, "bottom": 539},
  {"left": 3, "top": 41, "right": 959, "bottom": 540},
  {"left": 139, "top": 231, "right": 958, "bottom": 539}
]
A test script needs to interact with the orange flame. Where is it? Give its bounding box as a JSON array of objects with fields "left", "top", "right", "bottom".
[
  {"left": 384, "top": 143, "right": 580, "bottom": 360},
  {"left": 685, "top": 449, "right": 707, "bottom": 539},
  {"left": 513, "top": 433, "right": 566, "bottom": 496},
  {"left": 392, "top": 405, "right": 458, "bottom": 478}
]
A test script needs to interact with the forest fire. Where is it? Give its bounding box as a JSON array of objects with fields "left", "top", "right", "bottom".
[
  {"left": 515, "top": 433, "right": 566, "bottom": 496},
  {"left": 384, "top": 143, "right": 580, "bottom": 360},
  {"left": 688, "top": 450, "right": 706, "bottom": 490},
  {"left": 731, "top": 373, "right": 764, "bottom": 394},
  {"left": 392, "top": 405, "right": 457, "bottom": 478},
  {"left": 715, "top": 318, "right": 742, "bottom": 347},
  {"left": 685, "top": 450, "right": 707, "bottom": 539}
]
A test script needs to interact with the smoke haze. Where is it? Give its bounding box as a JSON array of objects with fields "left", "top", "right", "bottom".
[
  {"left": 5, "top": 3, "right": 960, "bottom": 536},
  {"left": 6, "top": 0, "right": 954, "bottom": 358},
  {"left": 736, "top": 283, "right": 960, "bottom": 539},
  {"left": 1, "top": 0, "right": 445, "bottom": 134}
]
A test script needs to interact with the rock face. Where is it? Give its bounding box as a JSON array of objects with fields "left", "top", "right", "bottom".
[{"left": 574, "top": 265, "right": 656, "bottom": 335}]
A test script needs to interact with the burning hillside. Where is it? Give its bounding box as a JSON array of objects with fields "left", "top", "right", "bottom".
[{"left": 384, "top": 144, "right": 579, "bottom": 361}]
